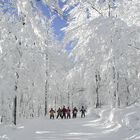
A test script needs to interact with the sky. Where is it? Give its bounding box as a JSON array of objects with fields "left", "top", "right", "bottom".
[
  {"left": 1, "top": 0, "right": 73, "bottom": 51},
  {"left": 36, "top": 0, "right": 76, "bottom": 53},
  {"left": 36, "top": 0, "right": 68, "bottom": 40},
  {"left": 0, "top": 0, "right": 77, "bottom": 52}
]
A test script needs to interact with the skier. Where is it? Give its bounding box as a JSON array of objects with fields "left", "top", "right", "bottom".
[
  {"left": 62, "top": 105, "right": 67, "bottom": 119},
  {"left": 49, "top": 108, "right": 55, "bottom": 119},
  {"left": 56, "top": 107, "right": 62, "bottom": 119},
  {"left": 80, "top": 106, "right": 86, "bottom": 118},
  {"left": 72, "top": 107, "right": 78, "bottom": 118},
  {"left": 66, "top": 107, "right": 71, "bottom": 119}
]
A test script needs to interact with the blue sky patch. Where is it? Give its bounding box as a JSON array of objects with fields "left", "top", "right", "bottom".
[{"left": 36, "top": 0, "right": 68, "bottom": 40}]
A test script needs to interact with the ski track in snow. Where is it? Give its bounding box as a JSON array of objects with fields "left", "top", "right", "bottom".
[
  {"left": 1, "top": 114, "right": 140, "bottom": 140},
  {"left": 1, "top": 106, "right": 140, "bottom": 140}
]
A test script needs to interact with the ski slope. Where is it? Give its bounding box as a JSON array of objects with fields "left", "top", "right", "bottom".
[{"left": 1, "top": 105, "right": 140, "bottom": 140}]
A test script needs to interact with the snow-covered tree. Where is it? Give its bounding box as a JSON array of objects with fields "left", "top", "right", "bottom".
[
  {"left": 63, "top": 0, "right": 140, "bottom": 108},
  {"left": 0, "top": 0, "right": 71, "bottom": 124}
]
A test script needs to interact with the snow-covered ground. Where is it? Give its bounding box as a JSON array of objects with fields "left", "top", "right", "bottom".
[{"left": 1, "top": 104, "right": 140, "bottom": 140}]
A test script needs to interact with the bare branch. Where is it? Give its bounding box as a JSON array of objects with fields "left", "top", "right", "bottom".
[
  {"left": 133, "top": 46, "right": 140, "bottom": 50},
  {"left": 87, "top": 1, "right": 103, "bottom": 16},
  {"left": 128, "top": 44, "right": 140, "bottom": 51},
  {"left": 51, "top": 7, "right": 67, "bottom": 21}
]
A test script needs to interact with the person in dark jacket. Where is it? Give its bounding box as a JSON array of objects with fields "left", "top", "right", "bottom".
[
  {"left": 66, "top": 107, "right": 71, "bottom": 119},
  {"left": 56, "top": 107, "right": 62, "bottom": 119},
  {"left": 80, "top": 106, "right": 86, "bottom": 118},
  {"left": 49, "top": 108, "right": 55, "bottom": 119},
  {"left": 62, "top": 106, "right": 67, "bottom": 119},
  {"left": 72, "top": 107, "right": 78, "bottom": 118}
]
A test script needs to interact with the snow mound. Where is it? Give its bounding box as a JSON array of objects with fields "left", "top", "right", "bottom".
[
  {"left": 94, "top": 103, "right": 140, "bottom": 131},
  {"left": 121, "top": 105, "right": 140, "bottom": 130}
]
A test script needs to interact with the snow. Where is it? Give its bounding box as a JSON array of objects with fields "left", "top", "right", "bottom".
[
  {"left": 1, "top": 104, "right": 140, "bottom": 140},
  {"left": 0, "top": 1, "right": 140, "bottom": 140}
]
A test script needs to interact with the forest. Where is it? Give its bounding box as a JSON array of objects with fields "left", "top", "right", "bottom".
[{"left": 0, "top": 0, "right": 140, "bottom": 139}]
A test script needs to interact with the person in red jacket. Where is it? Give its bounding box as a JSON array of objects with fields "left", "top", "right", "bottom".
[
  {"left": 62, "top": 105, "right": 67, "bottom": 119},
  {"left": 66, "top": 107, "right": 71, "bottom": 119}
]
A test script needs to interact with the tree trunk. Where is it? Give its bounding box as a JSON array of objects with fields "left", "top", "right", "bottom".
[
  {"left": 108, "top": 4, "right": 111, "bottom": 17},
  {"left": 13, "top": 96, "right": 17, "bottom": 125},
  {"left": 13, "top": 71, "right": 19, "bottom": 125},
  {"left": 55, "top": 96, "right": 57, "bottom": 111},
  {"left": 112, "top": 66, "right": 120, "bottom": 108},
  {"left": 68, "top": 92, "right": 70, "bottom": 107},
  {"left": 45, "top": 87, "right": 48, "bottom": 116},
  {"left": 45, "top": 53, "right": 49, "bottom": 116},
  {"left": 95, "top": 72, "right": 101, "bottom": 108},
  {"left": 13, "top": 46, "right": 22, "bottom": 124},
  {"left": 96, "top": 86, "right": 100, "bottom": 108}
]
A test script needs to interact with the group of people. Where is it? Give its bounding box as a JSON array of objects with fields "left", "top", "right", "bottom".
[{"left": 49, "top": 106, "right": 86, "bottom": 119}]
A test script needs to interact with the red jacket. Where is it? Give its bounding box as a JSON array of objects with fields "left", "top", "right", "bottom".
[{"left": 62, "top": 108, "right": 67, "bottom": 113}]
